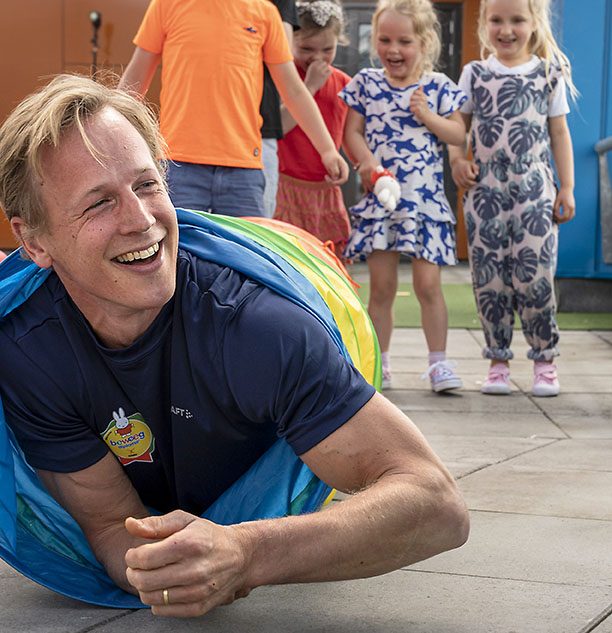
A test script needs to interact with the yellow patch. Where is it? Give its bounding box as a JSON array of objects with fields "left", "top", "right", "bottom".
[{"left": 101, "top": 412, "right": 155, "bottom": 466}]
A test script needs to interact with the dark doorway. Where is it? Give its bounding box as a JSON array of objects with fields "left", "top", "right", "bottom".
[{"left": 335, "top": 2, "right": 463, "bottom": 213}]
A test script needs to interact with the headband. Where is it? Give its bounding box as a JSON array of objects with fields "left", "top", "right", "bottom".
[{"left": 296, "top": 1, "right": 343, "bottom": 28}]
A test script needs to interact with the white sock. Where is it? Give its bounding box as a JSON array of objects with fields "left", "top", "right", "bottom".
[
  {"left": 428, "top": 351, "right": 446, "bottom": 366},
  {"left": 381, "top": 351, "right": 391, "bottom": 370}
]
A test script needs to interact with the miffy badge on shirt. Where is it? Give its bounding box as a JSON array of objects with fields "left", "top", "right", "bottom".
[{"left": 100, "top": 407, "right": 156, "bottom": 465}]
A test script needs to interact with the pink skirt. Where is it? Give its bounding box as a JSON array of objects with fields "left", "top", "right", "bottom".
[{"left": 274, "top": 173, "right": 350, "bottom": 258}]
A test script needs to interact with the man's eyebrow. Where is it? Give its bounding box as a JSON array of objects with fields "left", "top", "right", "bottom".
[{"left": 73, "top": 167, "right": 159, "bottom": 205}]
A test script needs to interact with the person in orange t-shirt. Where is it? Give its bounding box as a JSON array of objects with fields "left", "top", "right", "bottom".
[
  {"left": 275, "top": 0, "right": 351, "bottom": 258},
  {"left": 120, "top": 0, "right": 348, "bottom": 217}
]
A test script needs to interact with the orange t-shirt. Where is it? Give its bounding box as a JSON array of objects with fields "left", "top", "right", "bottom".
[{"left": 134, "top": 0, "right": 292, "bottom": 168}]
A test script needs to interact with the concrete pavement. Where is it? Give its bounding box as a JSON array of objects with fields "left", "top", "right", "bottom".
[{"left": 1, "top": 263, "right": 611, "bottom": 632}]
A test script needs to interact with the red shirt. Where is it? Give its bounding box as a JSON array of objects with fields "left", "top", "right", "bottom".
[{"left": 278, "top": 65, "right": 350, "bottom": 181}]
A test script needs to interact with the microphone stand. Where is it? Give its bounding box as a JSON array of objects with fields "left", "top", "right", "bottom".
[{"left": 89, "top": 11, "right": 102, "bottom": 78}]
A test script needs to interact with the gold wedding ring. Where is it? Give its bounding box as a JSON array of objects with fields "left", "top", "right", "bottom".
[{"left": 162, "top": 588, "right": 170, "bottom": 606}]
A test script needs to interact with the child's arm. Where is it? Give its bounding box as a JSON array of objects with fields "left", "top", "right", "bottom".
[
  {"left": 448, "top": 113, "right": 479, "bottom": 190},
  {"left": 410, "top": 87, "right": 466, "bottom": 146},
  {"left": 342, "top": 109, "right": 378, "bottom": 192},
  {"left": 118, "top": 47, "right": 162, "bottom": 96},
  {"left": 268, "top": 61, "right": 348, "bottom": 185},
  {"left": 280, "top": 61, "right": 331, "bottom": 135},
  {"left": 549, "top": 114, "right": 576, "bottom": 223}
]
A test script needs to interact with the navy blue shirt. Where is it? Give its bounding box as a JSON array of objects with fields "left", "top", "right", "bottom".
[{"left": 0, "top": 250, "right": 375, "bottom": 515}]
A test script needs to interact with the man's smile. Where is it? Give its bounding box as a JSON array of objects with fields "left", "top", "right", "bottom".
[{"left": 114, "top": 241, "right": 160, "bottom": 264}]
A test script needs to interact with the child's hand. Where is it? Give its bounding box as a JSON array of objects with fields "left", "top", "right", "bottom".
[
  {"left": 357, "top": 159, "right": 379, "bottom": 192},
  {"left": 371, "top": 167, "right": 401, "bottom": 212},
  {"left": 305, "top": 60, "right": 332, "bottom": 95},
  {"left": 322, "top": 149, "right": 349, "bottom": 185},
  {"left": 451, "top": 158, "right": 479, "bottom": 189},
  {"left": 409, "top": 87, "right": 431, "bottom": 124},
  {"left": 553, "top": 186, "right": 575, "bottom": 223}
]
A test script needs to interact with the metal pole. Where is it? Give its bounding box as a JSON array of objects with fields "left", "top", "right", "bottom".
[{"left": 89, "top": 11, "right": 102, "bottom": 78}]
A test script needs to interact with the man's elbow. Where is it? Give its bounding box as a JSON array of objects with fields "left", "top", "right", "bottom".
[{"left": 432, "top": 473, "right": 470, "bottom": 554}]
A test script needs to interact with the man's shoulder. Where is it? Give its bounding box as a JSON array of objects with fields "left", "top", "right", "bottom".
[
  {"left": 0, "top": 273, "right": 64, "bottom": 342},
  {"left": 176, "top": 249, "right": 324, "bottom": 338},
  {"left": 177, "top": 249, "right": 269, "bottom": 314}
]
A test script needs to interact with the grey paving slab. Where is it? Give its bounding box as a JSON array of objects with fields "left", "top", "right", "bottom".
[
  {"left": 387, "top": 389, "right": 541, "bottom": 414},
  {"left": 595, "top": 330, "right": 612, "bottom": 345},
  {"left": 388, "top": 328, "right": 484, "bottom": 359},
  {"left": 410, "top": 510, "right": 612, "bottom": 588},
  {"left": 382, "top": 370, "right": 496, "bottom": 392},
  {"left": 499, "top": 438, "right": 612, "bottom": 472},
  {"left": 552, "top": 415, "right": 612, "bottom": 439},
  {"left": 387, "top": 356, "right": 488, "bottom": 375},
  {"left": 83, "top": 571, "right": 612, "bottom": 633},
  {"left": 0, "top": 562, "right": 130, "bottom": 633},
  {"left": 560, "top": 344, "right": 612, "bottom": 361},
  {"left": 459, "top": 467, "right": 612, "bottom": 520},
  {"left": 0, "top": 560, "right": 17, "bottom": 579},
  {"left": 425, "top": 435, "right": 555, "bottom": 478},
  {"left": 593, "top": 612, "right": 612, "bottom": 632},
  {"left": 531, "top": 393, "right": 612, "bottom": 418},
  {"left": 556, "top": 358, "right": 612, "bottom": 375},
  {"left": 407, "top": 410, "right": 566, "bottom": 438},
  {"left": 560, "top": 330, "right": 612, "bottom": 345},
  {"left": 512, "top": 373, "right": 612, "bottom": 393}
]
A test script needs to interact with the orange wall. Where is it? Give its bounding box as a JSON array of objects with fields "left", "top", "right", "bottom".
[{"left": 0, "top": 0, "right": 156, "bottom": 249}]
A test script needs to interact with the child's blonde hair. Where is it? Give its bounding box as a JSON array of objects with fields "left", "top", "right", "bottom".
[
  {"left": 371, "top": 0, "right": 441, "bottom": 74},
  {"left": 295, "top": 0, "right": 348, "bottom": 46},
  {"left": 478, "top": 0, "right": 578, "bottom": 98}
]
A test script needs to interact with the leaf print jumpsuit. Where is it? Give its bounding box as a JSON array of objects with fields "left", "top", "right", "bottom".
[{"left": 460, "top": 58, "right": 568, "bottom": 362}]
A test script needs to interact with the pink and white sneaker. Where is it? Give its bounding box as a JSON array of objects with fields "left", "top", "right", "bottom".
[
  {"left": 532, "top": 362, "right": 560, "bottom": 397},
  {"left": 481, "top": 363, "right": 512, "bottom": 395}
]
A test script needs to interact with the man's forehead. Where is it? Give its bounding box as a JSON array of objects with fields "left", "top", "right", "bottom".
[{"left": 40, "top": 109, "right": 152, "bottom": 176}]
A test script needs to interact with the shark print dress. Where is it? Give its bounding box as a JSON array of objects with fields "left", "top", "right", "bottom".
[
  {"left": 339, "top": 69, "right": 466, "bottom": 264},
  {"left": 459, "top": 56, "right": 569, "bottom": 362}
]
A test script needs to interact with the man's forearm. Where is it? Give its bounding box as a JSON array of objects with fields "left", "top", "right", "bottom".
[
  {"left": 92, "top": 522, "right": 151, "bottom": 594},
  {"left": 235, "top": 469, "right": 468, "bottom": 589}
]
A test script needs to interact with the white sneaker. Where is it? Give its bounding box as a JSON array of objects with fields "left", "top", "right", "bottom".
[
  {"left": 423, "top": 360, "right": 463, "bottom": 393},
  {"left": 481, "top": 364, "right": 512, "bottom": 395},
  {"left": 382, "top": 366, "right": 392, "bottom": 390}
]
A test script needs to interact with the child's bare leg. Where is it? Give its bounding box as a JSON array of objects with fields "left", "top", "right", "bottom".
[
  {"left": 412, "top": 258, "right": 462, "bottom": 392},
  {"left": 411, "top": 258, "right": 447, "bottom": 352},
  {"left": 367, "top": 250, "right": 400, "bottom": 353}
]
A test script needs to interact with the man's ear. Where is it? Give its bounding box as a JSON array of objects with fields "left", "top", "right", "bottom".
[{"left": 10, "top": 217, "right": 53, "bottom": 269}]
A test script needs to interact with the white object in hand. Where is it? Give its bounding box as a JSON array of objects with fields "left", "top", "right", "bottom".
[{"left": 372, "top": 166, "right": 401, "bottom": 212}]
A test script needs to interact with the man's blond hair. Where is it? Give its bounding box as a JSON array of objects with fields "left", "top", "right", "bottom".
[{"left": 0, "top": 73, "right": 167, "bottom": 236}]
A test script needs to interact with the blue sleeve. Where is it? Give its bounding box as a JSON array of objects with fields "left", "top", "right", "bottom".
[
  {"left": 436, "top": 74, "right": 468, "bottom": 117},
  {"left": 221, "top": 287, "right": 376, "bottom": 455},
  {"left": 339, "top": 69, "right": 367, "bottom": 116},
  {"left": 0, "top": 331, "right": 107, "bottom": 472}
]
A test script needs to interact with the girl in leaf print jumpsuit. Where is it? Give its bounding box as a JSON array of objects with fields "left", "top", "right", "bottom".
[{"left": 449, "top": 0, "right": 577, "bottom": 397}]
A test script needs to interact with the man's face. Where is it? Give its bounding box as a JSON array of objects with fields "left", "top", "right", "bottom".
[{"left": 21, "top": 107, "right": 179, "bottom": 345}]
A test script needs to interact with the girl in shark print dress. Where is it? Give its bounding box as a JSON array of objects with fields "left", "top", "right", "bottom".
[
  {"left": 341, "top": 70, "right": 465, "bottom": 261},
  {"left": 340, "top": 0, "right": 467, "bottom": 393}
]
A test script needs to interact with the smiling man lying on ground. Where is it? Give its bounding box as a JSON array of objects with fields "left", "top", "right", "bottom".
[{"left": 0, "top": 74, "right": 469, "bottom": 618}]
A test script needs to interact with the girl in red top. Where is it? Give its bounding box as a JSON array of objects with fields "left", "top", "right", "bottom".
[{"left": 275, "top": 0, "right": 351, "bottom": 257}]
